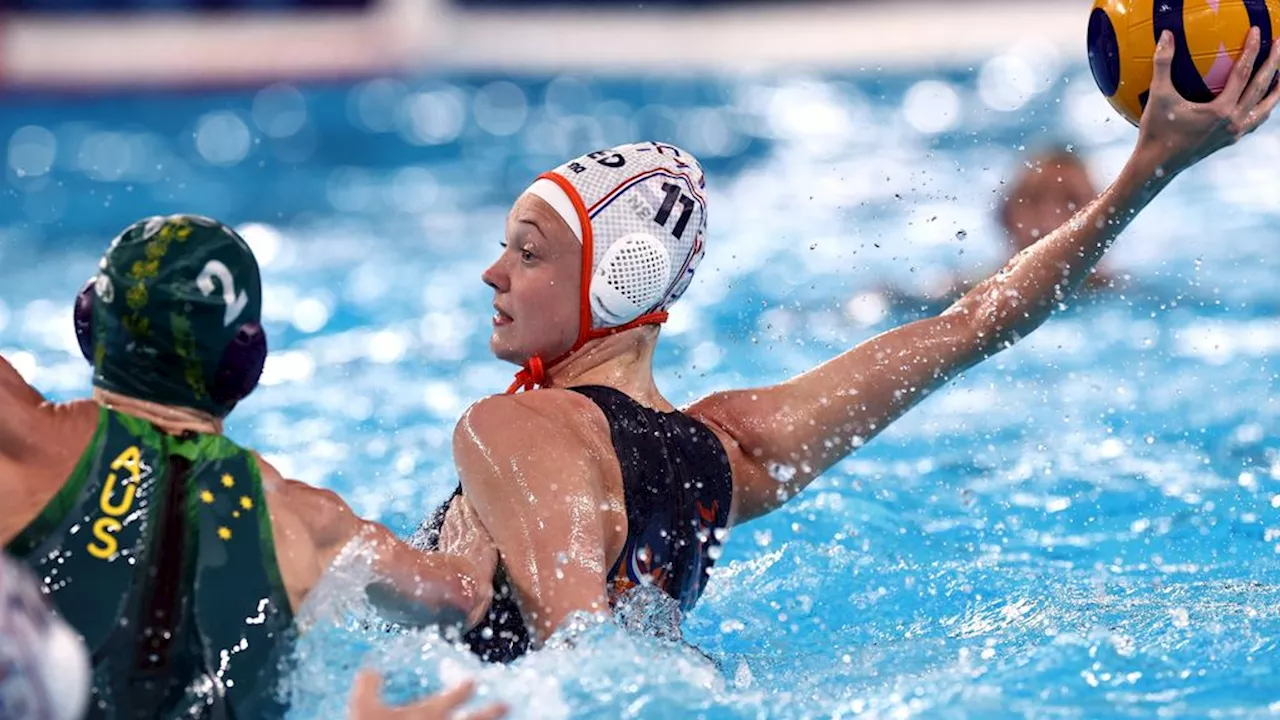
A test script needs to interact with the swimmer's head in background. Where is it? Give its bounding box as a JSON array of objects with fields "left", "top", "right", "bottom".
[
  {"left": 73, "top": 214, "right": 267, "bottom": 418},
  {"left": 507, "top": 141, "right": 708, "bottom": 392},
  {"left": 999, "top": 147, "right": 1097, "bottom": 253}
]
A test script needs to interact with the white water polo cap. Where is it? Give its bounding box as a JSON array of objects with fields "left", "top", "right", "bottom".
[{"left": 510, "top": 142, "right": 708, "bottom": 392}]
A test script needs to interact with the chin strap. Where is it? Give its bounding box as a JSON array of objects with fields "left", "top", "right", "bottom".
[
  {"left": 505, "top": 311, "right": 669, "bottom": 395},
  {"left": 506, "top": 355, "right": 547, "bottom": 394}
]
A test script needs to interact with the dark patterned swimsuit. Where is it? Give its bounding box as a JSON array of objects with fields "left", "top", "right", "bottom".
[{"left": 414, "top": 385, "right": 734, "bottom": 662}]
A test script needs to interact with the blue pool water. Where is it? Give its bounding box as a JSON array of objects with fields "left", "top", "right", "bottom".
[{"left": 2, "top": 51, "right": 1279, "bottom": 719}]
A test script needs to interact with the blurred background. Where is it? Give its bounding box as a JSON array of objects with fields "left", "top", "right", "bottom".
[
  {"left": 0, "top": 0, "right": 1085, "bottom": 85},
  {"left": 5, "top": 3, "right": 1280, "bottom": 717},
  {"left": 0, "top": 0, "right": 1114, "bottom": 419},
  {"left": 0, "top": 0, "right": 1090, "bottom": 276}
]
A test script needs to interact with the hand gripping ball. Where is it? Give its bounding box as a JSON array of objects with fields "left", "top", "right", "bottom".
[{"left": 1088, "top": 0, "right": 1280, "bottom": 125}]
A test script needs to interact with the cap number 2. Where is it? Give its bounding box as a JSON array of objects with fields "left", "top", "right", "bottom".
[{"left": 197, "top": 259, "right": 249, "bottom": 327}]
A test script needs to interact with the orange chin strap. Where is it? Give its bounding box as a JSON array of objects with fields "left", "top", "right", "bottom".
[
  {"left": 506, "top": 311, "right": 669, "bottom": 393},
  {"left": 505, "top": 171, "right": 669, "bottom": 394}
]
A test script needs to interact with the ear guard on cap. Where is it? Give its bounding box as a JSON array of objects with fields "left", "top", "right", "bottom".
[
  {"left": 589, "top": 232, "right": 673, "bottom": 326},
  {"left": 72, "top": 276, "right": 268, "bottom": 411},
  {"left": 73, "top": 278, "right": 96, "bottom": 362},
  {"left": 212, "top": 322, "right": 267, "bottom": 408}
]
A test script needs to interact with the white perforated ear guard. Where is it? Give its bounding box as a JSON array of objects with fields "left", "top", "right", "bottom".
[{"left": 590, "top": 233, "right": 673, "bottom": 325}]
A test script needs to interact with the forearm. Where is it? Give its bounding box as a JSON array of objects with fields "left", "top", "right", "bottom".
[
  {"left": 949, "top": 148, "right": 1171, "bottom": 347},
  {"left": 356, "top": 523, "right": 487, "bottom": 630},
  {"left": 719, "top": 27, "right": 1280, "bottom": 524},
  {"left": 794, "top": 152, "right": 1172, "bottom": 469},
  {"left": 798, "top": 152, "right": 1173, "bottom": 463}
]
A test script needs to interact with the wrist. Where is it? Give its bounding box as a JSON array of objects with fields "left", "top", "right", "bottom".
[{"left": 1117, "top": 144, "right": 1178, "bottom": 202}]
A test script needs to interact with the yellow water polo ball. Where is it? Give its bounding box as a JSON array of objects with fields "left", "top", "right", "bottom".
[{"left": 1088, "top": 0, "right": 1280, "bottom": 126}]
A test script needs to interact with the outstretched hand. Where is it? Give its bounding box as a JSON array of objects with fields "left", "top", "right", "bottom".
[
  {"left": 347, "top": 670, "right": 508, "bottom": 720},
  {"left": 1139, "top": 26, "right": 1280, "bottom": 175}
]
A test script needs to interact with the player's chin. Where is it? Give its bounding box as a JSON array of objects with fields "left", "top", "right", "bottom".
[{"left": 488, "top": 330, "right": 525, "bottom": 366}]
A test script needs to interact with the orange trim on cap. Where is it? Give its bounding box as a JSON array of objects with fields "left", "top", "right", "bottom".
[{"left": 538, "top": 171, "right": 595, "bottom": 351}]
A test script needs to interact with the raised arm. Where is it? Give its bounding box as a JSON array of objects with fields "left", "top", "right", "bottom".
[
  {"left": 452, "top": 394, "right": 613, "bottom": 646},
  {"left": 694, "top": 28, "right": 1280, "bottom": 525}
]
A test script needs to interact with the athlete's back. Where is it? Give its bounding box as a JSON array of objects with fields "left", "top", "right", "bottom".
[
  {"left": 7, "top": 403, "right": 295, "bottom": 717},
  {"left": 0, "top": 215, "right": 490, "bottom": 718}
]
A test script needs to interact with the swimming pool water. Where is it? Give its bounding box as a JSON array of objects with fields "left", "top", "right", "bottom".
[{"left": 2, "top": 51, "right": 1279, "bottom": 719}]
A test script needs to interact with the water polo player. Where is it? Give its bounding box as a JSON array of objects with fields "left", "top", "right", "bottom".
[
  {"left": 0, "top": 214, "right": 492, "bottom": 718},
  {"left": 421, "top": 30, "right": 1280, "bottom": 662}
]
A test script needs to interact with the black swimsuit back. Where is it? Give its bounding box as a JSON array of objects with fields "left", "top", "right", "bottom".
[{"left": 413, "top": 385, "right": 734, "bottom": 663}]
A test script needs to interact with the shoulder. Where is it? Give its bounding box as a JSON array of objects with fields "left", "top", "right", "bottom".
[
  {"left": 453, "top": 389, "right": 601, "bottom": 454},
  {"left": 0, "top": 355, "right": 97, "bottom": 464},
  {"left": 682, "top": 390, "right": 757, "bottom": 456},
  {"left": 682, "top": 391, "right": 776, "bottom": 526},
  {"left": 0, "top": 355, "right": 45, "bottom": 453},
  {"left": 0, "top": 353, "right": 42, "bottom": 405},
  {"left": 252, "top": 452, "right": 346, "bottom": 511},
  {"left": 452, "top": 389, "right": 609, "bottom": 497},
  {"left": 457, "top": 389, "right": 598, "bottom": 430}
]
